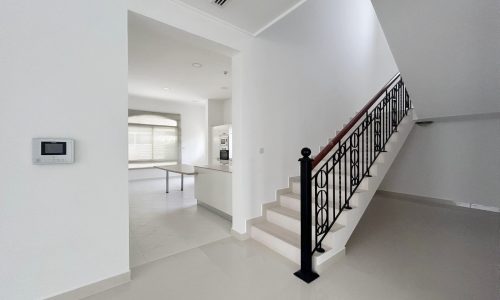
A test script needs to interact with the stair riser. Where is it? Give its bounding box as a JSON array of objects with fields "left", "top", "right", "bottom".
[
  {"left": 319, "top": 142, "right": 394, "bottom": 154},
  {"left": 251, "top": 224, "right": 340, "bottom": 265},
  {"left": 326, "top": 174, "right": 370, "bottom": 190},
  {"left": 315, "top": 157, "right": 384, "bottom": 172},
  {"left": 291, "top": 181, "right": 368, "bottom": 196},
  {"left": 280, "top": 193, "right": 361, "bottom": 212},
  {"left": 266, "top": 208, "right": 347, "bottom": 236},
  {"left": 316, "top": 139, "right": 397, "bottom": 167},
  {"left": 250, "top": 226, "right": 300, "bottom": 264}
]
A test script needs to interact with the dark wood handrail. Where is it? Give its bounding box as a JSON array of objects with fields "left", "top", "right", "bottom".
[{"left": 312, "top": 72, "right": 401, "bottom": 168}]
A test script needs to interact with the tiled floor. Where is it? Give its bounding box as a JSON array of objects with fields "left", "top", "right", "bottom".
[
  {"left": 129, "top": 177, "right": 231, "bottom": 267},
  {"left": 89, "top": 193, "right": 500, "bottom": 300}
]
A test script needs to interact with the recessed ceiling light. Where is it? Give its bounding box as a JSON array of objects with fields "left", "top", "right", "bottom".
[
  {"left": 192, "top": 62, "right": 202, "bottom": 68},
  {"left": 163, "top": 87, "right": 170, "bottom": 91}
]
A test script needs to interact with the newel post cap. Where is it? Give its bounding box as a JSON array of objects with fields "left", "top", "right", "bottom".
[{"left": 301, "top": 148, "right": 312, "bottom": 157}]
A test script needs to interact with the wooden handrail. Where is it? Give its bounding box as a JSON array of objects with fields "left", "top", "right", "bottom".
[{"left": 312, "top": 72, "right": 401, "bottom": 168}]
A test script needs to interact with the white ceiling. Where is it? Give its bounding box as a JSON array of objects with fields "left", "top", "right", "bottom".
[
  {"left": 128, "top": 12, "right": 233, "bottom": 103},
  {"left": 175, "top": 0, "right": 304, "bottom": 35}
]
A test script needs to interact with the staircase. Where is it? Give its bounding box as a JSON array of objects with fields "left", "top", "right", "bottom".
[{"left": 249, "top": 73, "right": 414, "bottom": 282}]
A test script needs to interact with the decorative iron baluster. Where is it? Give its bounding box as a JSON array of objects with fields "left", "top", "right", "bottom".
[
  {"left": 315, "top": 168, "right": 328, "bottom": 253},
  {"left": 374, "top": 106, "right": 382, "bottom": 152},
  {"left": 350, "top": 132, "right": 360, "bottom": 188}
]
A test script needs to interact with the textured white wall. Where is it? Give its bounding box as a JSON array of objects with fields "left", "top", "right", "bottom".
[
  {"left": 128, "top": 95, "right": 207, "bottom": 180},
  {"left": 0, "top": 1, "right": 129, "bottom": 299},
  {"left": 371, "top": 0, "right": 500, "bottom": 119},
  {"left": 381, "top": 116, "right": 500, "bottom": 209},
  {"left": 231, "top": 0, "right": 399, "bottom": 233}
]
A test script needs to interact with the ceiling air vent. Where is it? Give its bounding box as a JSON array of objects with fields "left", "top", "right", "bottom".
[{"left": 212, "top": 0, "right": 229, "bottom": 7}]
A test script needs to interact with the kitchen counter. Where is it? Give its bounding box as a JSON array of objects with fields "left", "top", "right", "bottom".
[
  {"left": 194, "top": 164, "right": 232, "bottom": 220},
  {"left": 195, "top": 164, "right": 232, "bottom": 173}
]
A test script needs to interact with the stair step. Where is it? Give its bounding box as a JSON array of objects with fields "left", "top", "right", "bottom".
[
  {"left": 290, "top": 178, "right": 367, "bottom": 196},
  {"left": 267, "top": 204, "right": 348, "bottom": 236},
  {"left": 314, "top": 156, "right": 386, "bottom": 173},
  {"left": 251, "top": 221, "right": 339, "bottom": 264},
  {"left": 280, "top": 191, "right": 361, "bottom": 213},
  {"left": 251, "top": 221, "right": 302, "bottom": 264},
  {"left": 318, "top": 141, "right": 395, "bottom": 159},
  {"left": 252, "top": 221, "right": 300, "bottom": 248}
]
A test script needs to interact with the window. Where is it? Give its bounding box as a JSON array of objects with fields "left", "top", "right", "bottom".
[{"left": 128, "top": 111, "right": 181, "bottom": 168}]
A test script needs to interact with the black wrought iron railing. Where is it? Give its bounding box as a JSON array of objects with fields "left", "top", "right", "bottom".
[{"left": 294, "top": 73, "right": 412, "bottom": 283}]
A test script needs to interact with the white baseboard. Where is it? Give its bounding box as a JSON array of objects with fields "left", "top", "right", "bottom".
[
  {"left": 197, "top": 201, "right": 232, "bottom": 221},
  {"left": 231, "top": 229, "right": 250, "bottom": 240},
  {"left": 314, "top": 248, "right": 345, "bottom": 273},
  {"left": 44, "top": 271, "right": 130, "bottom": 300},
  {"left": 377, "top": 190, "right": 500, "bottom": 213}
]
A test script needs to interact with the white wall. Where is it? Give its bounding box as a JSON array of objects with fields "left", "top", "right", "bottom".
[
  {"left": 381, "top": 115, "right": 500, "bottom": 209},
  {"left": 223, "top": 99, "right": 232, "bottom": 124},
  {"left": 0, "top": 1, "right": 129, "bottom": 299},
  {"left": 206, "top": 99, "right": 229, "bottom": 163},
  {"left": 371, "top": 0, "right": 500, "bottom": 119},
  {"left": 207, "top": 99, "right": 225, "bottom": 127},
  {"left": 128, "top": 95, "right": 207, "bottom": 180},
  {"left": 232, "top": 0, "right": 399, "bottom": 233}
]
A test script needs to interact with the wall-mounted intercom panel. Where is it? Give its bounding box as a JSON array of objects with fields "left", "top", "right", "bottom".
[{"left": 32, "top": 138, "right": 75, "bottom": 164}]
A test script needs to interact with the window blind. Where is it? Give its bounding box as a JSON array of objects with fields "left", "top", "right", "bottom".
[{"left": 128, "top": 124, "right": 179, "bottom": 162}]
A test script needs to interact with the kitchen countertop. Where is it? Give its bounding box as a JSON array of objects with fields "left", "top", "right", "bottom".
[
  {"left": 195, "top": 164, "right": 232, "bottom": 173},
  {"left": 155, "top": 164, "right": 197, "bottom": 175}
]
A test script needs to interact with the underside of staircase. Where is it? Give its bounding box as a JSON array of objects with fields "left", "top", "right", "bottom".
[{"left": 249, "top": 74, "right": 415, "bottom": 276}]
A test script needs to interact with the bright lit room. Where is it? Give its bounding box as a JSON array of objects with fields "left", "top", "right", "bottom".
[
  {"left": 127, "top": 12, "right": 235, "bottom": 267},
  {"left": 2, "top": 0, "right": 499, "bottom": 299}
]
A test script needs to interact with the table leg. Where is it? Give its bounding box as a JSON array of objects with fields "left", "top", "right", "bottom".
[
  {"left": 166, "top": 171, "right": 169, "bottom": 193},
  {"left": 181, "top": 174, "right": 184, "bottom": 191}
]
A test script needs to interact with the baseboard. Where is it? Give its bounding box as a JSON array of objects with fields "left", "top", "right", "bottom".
[
  {"left": 231, "top": 229, "right": 250, "bottom": 240},
  {"left": 45, "top": 271, "right": 130, "bottom": 300},
  {"left": 314, "top": 248, "right": 345, "bottom": 273},
  {"left": 197, "top": 201, "right": 232, "bottom": 221},
  {"left": 377, "top": 190, "right": 500, "bottom": 213}
]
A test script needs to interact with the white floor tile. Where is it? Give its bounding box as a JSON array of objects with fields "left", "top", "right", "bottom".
[
  {"left": 87, "top": 192, "right": 499, "bottom": 300},
  {"left": 128, "top": 177, "right": 231, "bottom": 267}
]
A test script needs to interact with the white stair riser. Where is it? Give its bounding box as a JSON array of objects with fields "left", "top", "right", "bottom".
[
  {"left": 319, "top": 141, "right": 394, "bottom": 154},
  {"left": 250, "top": 226, "right": 300, "bottom": 264},
  {"left": 291, "top": 181, "right": 368, "bottom": 195},
  {"left": 280, "top": 193, "right": 361, "bottom": 212},
  {"left": 251, "top": 224, "right": 343, "bottom": 266},
  {"left": 266, "top": 208, "right": 348, "bottom": 235},
  {"left": 315, "top": 154, "right": 386, "bottom": 172},
  {"left": 327, "top": 174, "right": 370, "bottom": 190}
]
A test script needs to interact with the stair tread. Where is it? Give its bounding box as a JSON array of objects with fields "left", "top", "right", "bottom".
[
  {"left": 282, "top": 192, "right": 300, "bottom": 199},
  {"left": 269, "top": 205, "right": 300, "bottom": 219},
  {"left": 253, "top": 221, "right": 300, "bottom": 248}
]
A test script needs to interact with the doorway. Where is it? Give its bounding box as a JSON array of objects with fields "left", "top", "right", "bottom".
[{"left": 127, "top": 11, "right": 235, "bottom": 267}]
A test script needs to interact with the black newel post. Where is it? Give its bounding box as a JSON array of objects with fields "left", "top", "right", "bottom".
[{"left": 294, "top": 148, "right": 319, "bottom": 283}]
